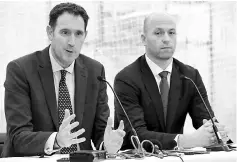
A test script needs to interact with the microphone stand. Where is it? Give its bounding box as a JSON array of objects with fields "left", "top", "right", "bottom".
[
  {"left": 97, "top": 76, "right": 144, "bottom": 157},
  {"left": 98, "top": 76, "right": 185, "bottom": 161},
  {"left": 181, "top": 75, "right": 230, "bottom": 151}
]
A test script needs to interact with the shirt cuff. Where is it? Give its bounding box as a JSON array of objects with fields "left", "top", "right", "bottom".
[
  {"left": 174, "top": 134, "right": 180, "bottom": 150},
  {"left": 99, "top": 141, "right": 105, "bottom": 151},
  {"left": 44, "top": 132, "right": 61, "bottom": 155}
]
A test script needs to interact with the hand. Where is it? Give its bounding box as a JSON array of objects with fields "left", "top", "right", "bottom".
[
  {"left": 189, "top": 123, "right": 216, "bottom": 147},
  {"left": 104, "top": 117, "right": 125, "bottom": 154},
  {"left": 203, "top": 118, "right": 229, "bottom": 144},
  {"left": 56, "top": 109, "right": 86, "bottom": 148}
]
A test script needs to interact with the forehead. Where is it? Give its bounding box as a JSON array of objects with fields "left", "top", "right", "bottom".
[
  {"left": 150, "top": 22, "right": 176, "bottom": 31},
  {"left": 146, "top": 14, "right": 176, "bottom": 31},
  {"left": 55, "top": 12, "right": 85, "bottom": 31}
]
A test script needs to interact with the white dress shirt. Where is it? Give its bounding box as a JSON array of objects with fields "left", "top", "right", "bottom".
[
  {"left": 145, "top": 54, "right": 173, "bottom": 91},
  {"left": 44, "top": 46, "right": 76, "bottom": 155}
]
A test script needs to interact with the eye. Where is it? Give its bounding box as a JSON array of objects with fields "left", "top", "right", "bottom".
[
  {"left": 76, "top": 31, "right": 83, "bottom": 36},
  {"left": 169, "top": 31, "right": 176, "bottom": 35},
  {"left": 61, "top": 30, "right": 70, "bottom": 36},
  {"left": 75, "top": 31, "right": 84, "bottom": 36}
]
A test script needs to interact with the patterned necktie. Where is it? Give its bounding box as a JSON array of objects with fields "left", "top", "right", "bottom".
[
  {"left": 159, "top": 71, "right": 169, "bottom": 125},
  {"left": 58, "top": 70, "right": 77, "bottom": 154}
]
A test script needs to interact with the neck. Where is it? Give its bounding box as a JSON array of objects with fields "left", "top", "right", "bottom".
[{"left": 146, "top": 54, "right": 172, "bottom": 70}]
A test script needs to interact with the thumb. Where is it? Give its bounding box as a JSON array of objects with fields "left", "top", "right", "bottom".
[
  {"left": 213, "top": 117, "right": 217, "bottom": 122},
  {"left": 118, "top": 120, "right": 124, "bottom": 130},
  {"left": 105, "top": 117, "right": 113, "bottom": 134},
  {"left": 203, "top": 119, "right": 208, "bottom": 124},
  {"left": 64, "top": 109, "right": 70, "bottom": 120}
]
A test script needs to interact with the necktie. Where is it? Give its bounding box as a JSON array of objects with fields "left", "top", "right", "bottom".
[
  {"left": 58, "top": 70, "right": 77, "bottom": 154},
  {"left": 159, "top": 71, "right": 169, "bottom": 125}
]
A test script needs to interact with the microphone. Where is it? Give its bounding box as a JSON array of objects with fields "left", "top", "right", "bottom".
[
  {"left": 180, "top": 75, "right": 230, "bottom": 151},
  {"left": 97, "top": 76, "right": 143, "bottom": 154}
]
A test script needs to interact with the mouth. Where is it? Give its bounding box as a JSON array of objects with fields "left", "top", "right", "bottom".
[
  {"left": 161, "top": 47, "right": 172, "bottom": 49},
  {"left": 65, "top": 49, "right": 73, "bottom": 53}
]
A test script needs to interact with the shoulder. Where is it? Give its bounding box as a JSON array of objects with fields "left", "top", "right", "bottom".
[
  {"left": 6, "top": 48, "right": 44, "bottom": 72},
  {"left": 173, "top": 58, "right": 201, "bottom": 80}
]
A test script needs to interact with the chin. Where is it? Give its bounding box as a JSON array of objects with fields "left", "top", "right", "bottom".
[{"left": 157, "top": 53, "right": 173, "bottom": 60}]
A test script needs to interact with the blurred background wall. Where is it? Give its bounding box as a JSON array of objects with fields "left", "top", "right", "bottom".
[{"left": 0, "top": 0, "right": 236, "bottom": 142}]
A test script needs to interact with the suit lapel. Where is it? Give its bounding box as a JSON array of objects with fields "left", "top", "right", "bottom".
[
  {"left": 166, "top": 63, "right": 182, "bottom": 132},
  {"left": 140, "top": 55, "right": 165, "bottom": 131},
  {"left": 38, "top": 46, "right": 58, "bottom": 130},
  {"left": 74, "top": 56, "right": 88, "bottom": 128}
]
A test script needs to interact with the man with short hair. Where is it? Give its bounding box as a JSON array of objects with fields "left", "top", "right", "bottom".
[
  {"left": 2, "top": 2, "right": 125, "bottom": 157},
  {"left": 114, "top": 12, "right": 229, "bottom": 150}
]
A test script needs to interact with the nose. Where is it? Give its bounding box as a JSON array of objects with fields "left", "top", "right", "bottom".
[
  {"left": 162, "top": 32, "right": 170, "bottom": 44},
  {"left": 68, "top": 35, "right": 75, "bottom": 46}
]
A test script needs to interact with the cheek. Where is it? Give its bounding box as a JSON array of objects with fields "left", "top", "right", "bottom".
[
  {"left": 52, "top": 38, "right": 64, "bottom": 49},
  {"left": 75, "top": 39, "right": 85, "bottom": 49},
  {"left": 171, "top": 38, "right": 176, "bottom": 45},
  {"left": 148, "top": 39, "right": 161, "bottom": 49}
]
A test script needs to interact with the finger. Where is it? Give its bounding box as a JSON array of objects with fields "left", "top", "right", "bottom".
[
  {"left": 222, "top": 136, "right": 229, "bottom": 143},
  {"left": 205, "top": 125, "right": 214, "bottom": 133},
  {"left": 216, "top": 125, "right": 224, "bottom": 131},
  {"left": 64, "top": 109, "right": 70, "bottom": 120},
  {"left": 62, "top": 121, "right": 80, "bottom": 134},
  {"left": 59, "top": 109, "right": 71, "bottom": 129},
  {"left": 203, "top": 119, "right": 208, "bottom": 124},
  {"left": 203, "top": 120, "right": 212, "bottom": 127},
  {"left": 219, "top": 131, "right": 226, "bottom": 136},
  {"left": 115, "top": 129, "right": 126, "bottom": 137},
  {"left": 110, "top": 130, "right": 125, "bottom": 141},
  {"left": 70, "top": 121, "right": 79, "bottom": 130},
  {"left": 70, "top": 128, "right": 85, "bottom": 139},
  {"left": 60, "top": 113, "right": 76, "bottom": 129},
  {"left": 210, "top": 136, "right": 217, "bottom": 145},
  {"left": 70, "top": 137, "right": 86, "bottom": 145},
  {"left": 118, "top": 120, "right": 124, "bottom": 130},
  {"left": 105, "top": 117, "right": 113, "bottom": 134},
  {"left": 212, "top": 117, "right": 217, "bottom": 122},
  {"left": 219, "top": 131, "right": 229, "bottom": 140},
  {"left": 206, "top": 131, "right": 216, "bottom": 139}
]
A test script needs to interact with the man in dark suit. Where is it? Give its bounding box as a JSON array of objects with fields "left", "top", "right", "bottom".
[
  {"left": 114, "top": 12, "right": 229, "bottom": 150},
  {"left": 2, "top": 2, "right": 125, "bottom": 157}
]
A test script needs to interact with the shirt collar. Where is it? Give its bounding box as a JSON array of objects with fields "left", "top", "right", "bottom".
[
  {"left": 49, "top": 46, "right": 75, "bottom": 74},
  {"left": 145, "top": 54, "right": 173, "bottom": 76}
]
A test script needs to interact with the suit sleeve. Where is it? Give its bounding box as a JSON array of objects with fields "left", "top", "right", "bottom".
[
  {"left": 114, "top": 74, "right": 177, "bottom": 150},
  {"left": 92, "top": 65, "right": 109, "bottom": 149},
  {"left": 188, "top": 69, "right": 214, "bottom": 129},
  {"left": 4, "top": 61, "right": 53, "bottom": 156}
]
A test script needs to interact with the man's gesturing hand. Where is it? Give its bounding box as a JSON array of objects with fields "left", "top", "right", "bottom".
[
  {"left": 104, "top": 117, "right": 125, "bottom": 154},
  {"left": 56, "top": 109, "right": 86, "bottom": 148}
]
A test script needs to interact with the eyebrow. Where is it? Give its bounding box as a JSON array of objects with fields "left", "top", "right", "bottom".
[
  {"left": 60, "top": 28, "right": 84, "bottom": 33},
  {"left": 154, "top": 28, "right": 176, "bottom": 31}
]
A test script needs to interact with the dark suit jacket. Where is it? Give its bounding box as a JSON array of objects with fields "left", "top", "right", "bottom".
[
  {"left": 2, "top": 46, "right": 109, "bottom": 157},
  {"left": 114, "top": 55, "right": 214, "bottom": 150}
]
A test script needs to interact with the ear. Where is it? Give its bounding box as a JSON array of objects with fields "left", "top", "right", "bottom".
[
  {"left": 84, "top": 30, "right": 88, "bottom": 39},
  {"left": 141, "top": 33, "right": 146, "bottom": 46},
  {"left": 46, "top": 26, "right": 54, "bottom": 41}
]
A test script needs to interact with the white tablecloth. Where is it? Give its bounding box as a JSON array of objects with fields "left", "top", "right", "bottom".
[{"left": 0, "top": 151, "right": 236, "bottom": 162}]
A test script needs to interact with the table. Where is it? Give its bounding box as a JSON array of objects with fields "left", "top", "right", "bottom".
[{"left": 0, "top": 151, "right": 236, "bottom": 162}]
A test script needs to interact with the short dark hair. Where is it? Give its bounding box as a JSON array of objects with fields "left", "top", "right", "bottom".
[{"left": 49, "top": 2, "right": 89, "bottom": 31}]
